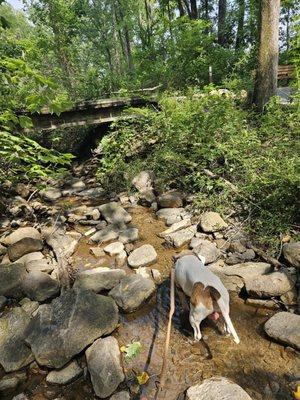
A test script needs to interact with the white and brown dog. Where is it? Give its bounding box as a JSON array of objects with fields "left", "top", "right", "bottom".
[{"left": 174, "top": 251, "right": 240, "bottom": 344}]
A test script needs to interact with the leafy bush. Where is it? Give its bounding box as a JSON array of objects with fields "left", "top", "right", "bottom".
[{"left": 98, "top": 91, "right": 299, "bottom": 247}]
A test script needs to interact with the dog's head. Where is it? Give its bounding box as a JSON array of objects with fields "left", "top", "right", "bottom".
[{"left": 189, "top": 282, "right": 221, "bottom": 341}]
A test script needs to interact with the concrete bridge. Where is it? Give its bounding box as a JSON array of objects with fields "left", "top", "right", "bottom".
[{"left": 25, "top": 96, "right": 158, "bottom": 132}]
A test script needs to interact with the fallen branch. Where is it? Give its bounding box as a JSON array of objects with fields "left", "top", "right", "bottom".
[
  {"left": 157, "top": 269, "right": 175, "bottom": 394},
  {"left": 250, "top": 245, "right": 284, "bottom": 269}
]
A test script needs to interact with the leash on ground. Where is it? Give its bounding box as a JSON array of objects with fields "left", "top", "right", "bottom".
[{"left": 157, "top": 268, "right": 175, "bottom": 396}]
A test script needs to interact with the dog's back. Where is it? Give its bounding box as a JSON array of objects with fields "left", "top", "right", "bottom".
[{"left": 175, "top": 254, "right": 229, "bottom": 307}]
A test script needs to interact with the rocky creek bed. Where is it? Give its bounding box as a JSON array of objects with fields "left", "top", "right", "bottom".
[{"left": 0, "top": 170, "right": 299, "bottom": 400}]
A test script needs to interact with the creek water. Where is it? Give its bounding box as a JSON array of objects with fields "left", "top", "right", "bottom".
[{"left": 4, "top": 203, "right": 299, "bottom": 400}]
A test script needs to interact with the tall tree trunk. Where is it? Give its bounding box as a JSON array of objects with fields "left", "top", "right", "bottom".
[
  {"left": 177, "top": 0, "right": 185, "bottom": 17},
  {"left": 190, "top": 0, "right": 198, "bottom": 19},
  {"left": 253, "top": 0, "right": 280, "bottom": 111},
  {"left": 235, "top": 0, "right": 245, "bottom": 50},
  {"left": 217, "top": 0, "right": 227, "bottom": 46},
  {"left": 183, "top": 0, "right": 192, "bottom": 18}
]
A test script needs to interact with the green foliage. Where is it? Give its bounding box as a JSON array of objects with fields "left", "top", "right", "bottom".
[
  {"left": 120, "top": 341, "right": 142, "bottom": 362},
  {"left": 98, "top": 92, "right": 299, "bottom": 247}
]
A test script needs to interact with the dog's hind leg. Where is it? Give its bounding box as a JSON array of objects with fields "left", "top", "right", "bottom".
[{"left": 217, "top": 299, "right": 240, "bottom": 344}]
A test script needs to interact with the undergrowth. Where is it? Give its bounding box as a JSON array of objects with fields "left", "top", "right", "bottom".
[{"left": 97, "top": 90, "right": 300, "bottom": 250}]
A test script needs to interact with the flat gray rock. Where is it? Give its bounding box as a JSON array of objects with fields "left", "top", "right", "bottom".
[
  {"left": 0, "top": 307, "right": 34, "bottom": 372},
  {"left": 127, "top": 244, "right": 157, "bottom": 268},
  {"left": 8, "top": 238, "right": 43, "bottom": 262},
  {"left": 99, "top": 202, "right": 132, "bottom": 225},
  {"left": 1, "top": 227, "right": 42, "bottom": 246},
  {"left": 118, "top": 228, "right": 139, "bottom": 244},
  {"left": 90, "top": 225, "right": 120, "bottom": 244},
  {"left": 26, "top": 258, "right": 54, "bottom": 273},
  {"left": 40, "top": 187, "right": 62, "bottom": 202},
  {"left": 74, "top": 267, "right": 126, "bottom": 292},
  {"left": 109, "top": 391, "right": 130, "bottom": 400},
  {"left": 199, "top": 212, "right": 228, "bottom": 233},
  {"left": 25, "top": 289, "right": 119, "bottom": 368},
  {"left": 0, "top": 371, "right": 27, "bottom": 393},
  {"left": 76, "top": 187, "right": 104, "bottom": 198},
  {"left": 0, "top": 263, "right": 27, "bottom": 298},
  {"left": 193, "top": 239, "right": 220, "bottom": 264},
  {"left": 22, "top": 271, "right": 60, "bottom": 302},
  {"left": 132, "top": 170, "right": 154, "bottom": 192},
  {"left": 186, "top": 377, "right": 252, "bottom": 400},
  {"left": 158, "top": 219, "right": 191, "bottom": 238},
  {"left": 86, "top": 336, "right": 124, "bottom": 398},
  {"left": 14, "top": 252, "right": 44, "bottom": 266},
  {"left": 42, "top": 227, "right": 78, "bottom": 258},
  {"left": 104, "top": 242, "right": 124, "bottom": 256},
  {"left": 264, "top": 312, "right": 300, "bottom": 350},
  {"left": 156, "top": 208, "right": 184, "bottom": 221},
  {"left": 0, "top": 295, "right": 7, "bottom": 311},
  {"left": 46, "top": 360, "right": 82, "bottom": 385},
  {"left": 283, "top": 242, "right": 300, "bottom": 268},
  {"left": 109, "top": 275, "right": 155, "bottom": 312},
  {"left": 164, "top": 225, "right": 197, "bottom": 248},
  {"left": 245, "top": 271, "right": 296, "bottom": 298}
]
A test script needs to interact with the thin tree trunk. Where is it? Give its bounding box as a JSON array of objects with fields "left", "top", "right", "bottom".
[
  {"left": 235, "top": 0, "right": 245, "bottom": 50},
  {"left": 217, "top": 0, "right": 227, "bottom": 46},
  {"left": 286, "top": 6, "right": 290, "bottom": 51},
  {"left": 253, "top": 0, "right": 280, "bottom": 111},
  {"left": 177, "top": 0, "right": 185, "bottom": 16},
  {"left": 183, "top": 0, "right": 192, "bottom": 18},
  {"left": 190, "top": 0, "right": 198, "bottom": 19}
]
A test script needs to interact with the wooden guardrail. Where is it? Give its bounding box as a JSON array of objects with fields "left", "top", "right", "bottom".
[{"left": 278, "top": 65, "right": 295, "bottom": 80}]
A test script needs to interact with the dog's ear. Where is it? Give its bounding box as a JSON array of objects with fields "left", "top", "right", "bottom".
[
  {"left": 207, "top": 286, "right": 221, "bottom": 301},
  {"left": 190, "top": 282, "right": 205, "bottom": 306}
]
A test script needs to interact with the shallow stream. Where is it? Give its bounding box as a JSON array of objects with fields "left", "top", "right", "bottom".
[{"left": 4, "top": 202, "right": 299, "bottom": 400}]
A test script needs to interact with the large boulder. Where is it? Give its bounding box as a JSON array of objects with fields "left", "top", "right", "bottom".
[
  {"left": 0, "top": 308, "right": 34, "bottom": 372},
  {"left": 109, "top": 275, "right": 155, "bottom": 312},
  {"left": 22, "top": 271, "right": 60, "bottom": 302},
  {"left": 264, "top": 312, "right": 300, "bottom": 350},
  {"left": 46, "top": 360, "right": 82, "bottom": 385},
  {"left": 40, "top": 187, "right": 62, "bottom": 202},
  {"left": 199, "top": 212, "right": 228, "bottom": 233},
  {"left": 245, "top": 271, "right": 296, "bottom": 298},
  {"left": 1, "top": 227, "right": 42, "bottom": 246},
  {"left": 186, "top": 377, "right": 252, "bottom": 400},
  {"left": 0, "top": 263, "right": 27, "bottom": 298},
  {"left": 25, "top": 289, "right": 119, "bottom": 368},
  {"left": 193, "top": 239, "right": 220, "bottom": 264},
  {"left": 208, "top": 262, "right": 272, "bottom": 293},
  {"left": 73, "top": 267, "right": 126, "bottom": 292},
  {"left": 157, "top": 191, "right": 184, "bottom": 208},
  {"left": 8, "top": 238, "right": 43, "bottom": 262},
  {"left": 283, "top": 242, "right": 300, "bottom": 268},
  {"left": 127, "top": 244, "right": 157, "bottom": 268},
  {"left": 99, "top": 202, "right": 132, "bottom": 225},
  {"left": 86, "top": 337, "right": 124, "bottom": 398},
  {"left": 164, "top": 225, "right": 197, "bottom": 248}
]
